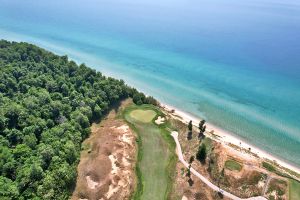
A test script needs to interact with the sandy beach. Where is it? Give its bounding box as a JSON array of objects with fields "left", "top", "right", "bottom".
[{"left": 160, "top": 103, "right": 300, "bottom": 175}]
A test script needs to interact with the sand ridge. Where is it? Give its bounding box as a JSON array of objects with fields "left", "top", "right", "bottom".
[{"left": 72, "top": 100, "right": 137, "bottom": 200}]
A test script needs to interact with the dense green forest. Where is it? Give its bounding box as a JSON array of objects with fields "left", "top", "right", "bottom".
[{"left": 0, "top": 40, "right": 156, "bottom": 199}]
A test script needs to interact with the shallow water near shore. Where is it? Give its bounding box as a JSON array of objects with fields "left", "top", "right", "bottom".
[{"left": 0, "top": 0, "right": 300, "bottom": 167}]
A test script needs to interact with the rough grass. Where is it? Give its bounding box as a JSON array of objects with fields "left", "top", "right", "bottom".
[
  {"left": 262, "top": 161, "right": 296, "bottom": 180},
  {"left": 123, "top": 105, "right": 176, "bottom": 200},
  {"left": 201, "top": 137, "right": 212, "bottom": 154},
  {"left": 267, "top": 179, "right": 287, "bottom": 198},
  {"left": 225, "top": 159, "right": 242, "bottom": 171},
  {"left": 262, "top": 161, "right": 276, "bottom": 172},
  {"left": 248, "top": 171, "right": 266, "bottom": 185},
  {"left": 289, "top": 179, "right": 300, "bottom": 200},
  {"left": 130, "top": 109, "right": 157, "bottom": 123}
]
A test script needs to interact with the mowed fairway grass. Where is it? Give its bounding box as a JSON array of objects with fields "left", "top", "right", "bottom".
[{"left": 124, "top": 105, "right": 176, "bottom": 200}]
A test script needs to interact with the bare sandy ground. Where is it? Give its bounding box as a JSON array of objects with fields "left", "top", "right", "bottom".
[
  {"left": 171, "top": 161, "right": 230, "bottom": 200},
  {"left": 72, "top": 101, "right": 137, "bottom": 200},
  {"left": 170, "top": 117, "right": 288, "bottom": 199},
  {"left": 155, "top": 116, "right": 165, "bottom": 125}
]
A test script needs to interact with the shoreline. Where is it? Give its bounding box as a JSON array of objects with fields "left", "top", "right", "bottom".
[
  {"left": 3, "top": 32, "right": 299, "bottom": 175},
  {"left": 160, "top": 103, "right": 300, "bottom": 175}
]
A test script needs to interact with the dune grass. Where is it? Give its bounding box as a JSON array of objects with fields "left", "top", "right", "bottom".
[
  {"left": 289, "top": 179, "right": 300, "bottom": 200},
  {"left": 262, "top": 161, "right": 295, "bottom": 180},
  {"left": 201, "top": 137, "right": 213, "bottom": 154},
  {"left": 123, "top": 104, "right": 176, "bottom": 200},
  {"left": 262, "top": 161, "right": 276, "bottom": 172},
  {"left": 225, "top": 159, "right": 242, "bottom": 171},
  {"left": 267, "top": 179, "right": 287, "bottom": 197}
]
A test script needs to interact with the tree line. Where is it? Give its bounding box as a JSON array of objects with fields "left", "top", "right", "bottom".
[
  {"left": 187, "top": 119, "right": 207, "bottom": 163},
  {"left": 0, "top": 40, "right": 156, "bottom": 199}
]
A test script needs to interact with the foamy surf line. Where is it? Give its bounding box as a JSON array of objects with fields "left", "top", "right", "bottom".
[{"left": 160, "top": 103, "right": 300, "bottom": 175}]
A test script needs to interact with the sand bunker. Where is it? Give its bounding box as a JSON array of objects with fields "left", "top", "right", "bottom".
[
  {"left": 106, "top": 154, "right": 121, "bottom": 198},
  {"left": 155, "top": 116, "right": 165, "bottom": 125},
  {"left": 106, "top": 151, "right": 132, "bottom": 199},
  {"left": 108, "top": 155, "right": 118, "bottom": 175},
  {"left": 258, "top": 180, "right": 265, "bottom": 188},
  {"left": 112, "top": 125, "right": 134, "bottom": 146},
  {"left": 86, "top": 176, "right": 99, "bottom": 189},
  {"left": 182, "top": 195, "right": 188, "bottom": 200},
  {"left": 106, "top": 184, "right": 120, "bottom": 199},
  {"left": 121, "top": 134, "right": 133, "bottom": 146},
  {"left": 116, "top": 124, "right": 129, "bottom": 132}
]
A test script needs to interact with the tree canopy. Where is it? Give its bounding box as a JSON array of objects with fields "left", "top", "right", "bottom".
[
  {"left": 196, "top": 144, "right": 207, "bottom": 164},
  {"left": 198, "top": 119, "right": 206, "bottom": 139},
  {"left": 0, "top": 40, "right": 154, "bottom": 199},
  {"left": 188, "top": 120, "right": 193, "bottom": 132}
]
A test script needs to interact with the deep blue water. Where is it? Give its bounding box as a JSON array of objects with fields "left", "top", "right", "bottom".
[{"left": 0, "top": 0, "right": 300, "bottom": 167}]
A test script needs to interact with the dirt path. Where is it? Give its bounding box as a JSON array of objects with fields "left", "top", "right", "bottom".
[
  {"left": 171, "top": 131, "right": 267, "bottom": 200},
  {"left": 262, "top": 175, "right": 272, "bottom": 196}
]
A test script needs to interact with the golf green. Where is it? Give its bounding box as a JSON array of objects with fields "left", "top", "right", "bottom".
[{"left": 130, "top": 109, "right": 157, "bottom": 123}]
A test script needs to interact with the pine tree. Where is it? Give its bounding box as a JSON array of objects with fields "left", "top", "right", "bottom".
[{"left": 196, "top": 144, "right": 207, "bottom": 164}]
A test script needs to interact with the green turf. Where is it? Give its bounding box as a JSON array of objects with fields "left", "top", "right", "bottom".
[
  {"left": 289, "top": 179, "right": 300, "bottom": 200},
  {"left": 225, "top": 159, "right": 242, "bottom": 171},
  {"left": 123, "top": 105, "right": 176, "bottom": 200},
  {"left": 130, "top": 109, "right": 157, "bottom": 123}
]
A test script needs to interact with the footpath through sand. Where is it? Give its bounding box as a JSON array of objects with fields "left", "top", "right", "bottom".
[{"left": 171, "top": 131, "right": 267, "bottom": 200}]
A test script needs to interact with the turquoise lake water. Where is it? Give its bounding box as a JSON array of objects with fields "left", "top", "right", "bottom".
[{"left": 0, "top": 0, "right": 300, "bottom": 167}]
